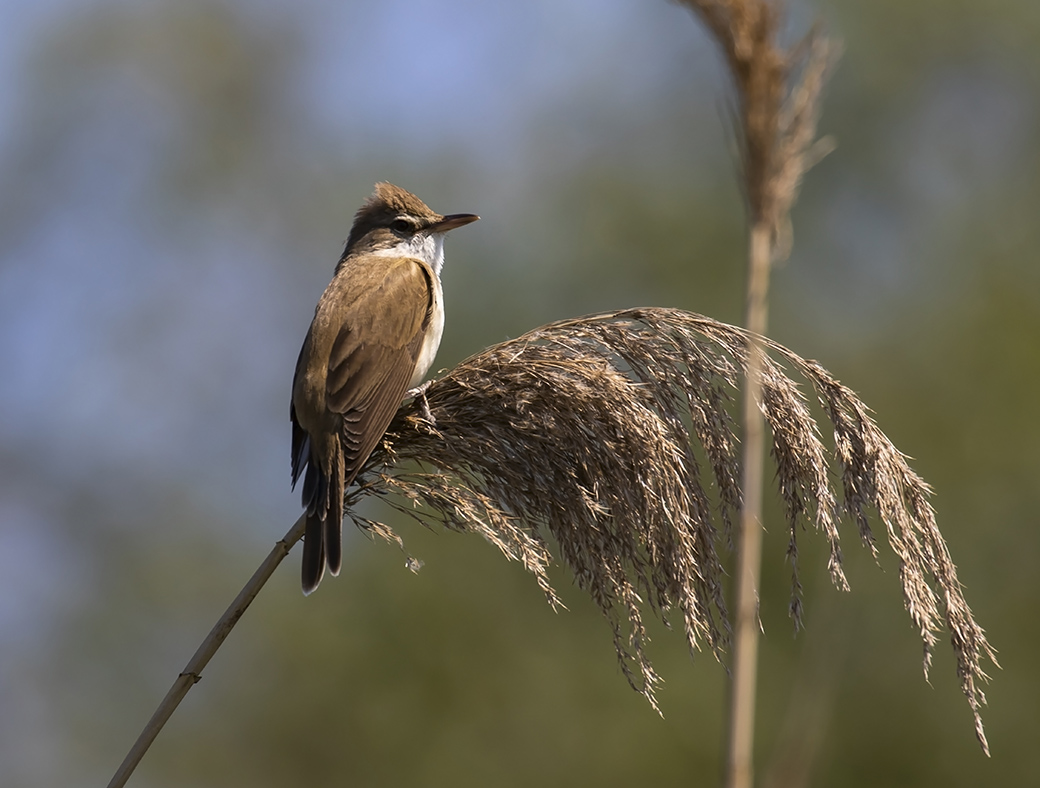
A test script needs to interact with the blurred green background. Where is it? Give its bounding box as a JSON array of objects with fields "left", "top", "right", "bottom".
[{"left": 1, "top": 1, "right": 1037, "bottom": 786}]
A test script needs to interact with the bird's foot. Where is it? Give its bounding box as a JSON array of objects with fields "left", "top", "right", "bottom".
[{"left": 406, "top": 380, "right": 436, "bottom": 425}]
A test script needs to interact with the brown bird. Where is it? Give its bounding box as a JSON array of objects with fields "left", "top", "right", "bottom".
[{"left": 291, "top": 183, "right": 478, "bottom": 594}]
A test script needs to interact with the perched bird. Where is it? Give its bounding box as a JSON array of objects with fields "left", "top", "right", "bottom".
[{"left": 291, "top": 183, "right": 478, "bottom": 594}]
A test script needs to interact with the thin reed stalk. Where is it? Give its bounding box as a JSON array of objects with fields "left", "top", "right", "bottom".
[
  {"left": 671, "top": 2, "right": 840, "bottom": 783},
  {"left": 729, "top": 223, "right": 772, "bottom": 788},
  {"left": 106, "top": 516, "right": 307, "bottom": 788}
]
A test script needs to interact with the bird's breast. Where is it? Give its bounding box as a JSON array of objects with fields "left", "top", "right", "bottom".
[{"left": 411, "top": 278, "right": 444, "bottom": 388}]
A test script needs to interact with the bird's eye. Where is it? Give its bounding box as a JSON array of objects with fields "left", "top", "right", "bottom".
[{"left": 391, "top": 218, "right": 413, "bottom": 234}]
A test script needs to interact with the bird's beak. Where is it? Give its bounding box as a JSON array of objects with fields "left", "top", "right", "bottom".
[{"left": 429, "top": 213, "right": 479, "bottom": 233}]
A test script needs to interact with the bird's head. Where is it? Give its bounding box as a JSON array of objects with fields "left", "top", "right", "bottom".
[{"left": 341, "top": 182, "right": 478, "bottom": 274}]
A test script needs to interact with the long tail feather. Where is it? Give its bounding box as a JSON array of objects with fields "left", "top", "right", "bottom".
[
  {"left": 325, "top": 442, "right": 345, "bottom": 576},
  {"left": 301, "top": 513, "right": 325, "bottom": 595}
]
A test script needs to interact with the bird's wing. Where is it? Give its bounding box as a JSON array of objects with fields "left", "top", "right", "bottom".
[{"left": 325, "top": 256, "right": 434, "bottom": 486}]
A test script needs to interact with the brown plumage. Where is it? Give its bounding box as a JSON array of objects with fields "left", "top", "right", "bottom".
[{"left": 291, "top": 183, "right": 478, "bottom": 594}]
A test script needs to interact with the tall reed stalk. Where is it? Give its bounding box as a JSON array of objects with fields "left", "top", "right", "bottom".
[{"left": 671, "top": 1, "right": 840, "bottom": 784}]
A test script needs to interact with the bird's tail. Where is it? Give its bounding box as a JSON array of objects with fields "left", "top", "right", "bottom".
[
  {"left": 301, "top": 512, "right": 325, "bottom": 596},
  {"left": 324, "top": 446, "right": 344, "bottom": 577},
  {"left": 299, "top": 436, "right": 345, "bottom": 595}
]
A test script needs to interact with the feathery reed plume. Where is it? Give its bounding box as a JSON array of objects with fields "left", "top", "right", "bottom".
[
  {"left": 107, "top": 309, "right": 996, "bottom": 788},
  {"left": 675, "top": 0, "right": 838, "bottom": 247},
  {"left": 348, "top": 307, "right": 995, "bottom": 751}
]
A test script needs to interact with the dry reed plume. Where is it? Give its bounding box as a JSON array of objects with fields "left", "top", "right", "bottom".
[
  {"left": 347, "top": 307, "right": 996, "bottom": 753},
  {"left": 107, "top": 307, "right": 998, "bottom": 788},
  {"left": 676, "top": 0, "right": 838, "bottom": 246}
]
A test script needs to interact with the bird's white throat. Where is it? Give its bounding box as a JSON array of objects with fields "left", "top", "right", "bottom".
[{"left": 372, "top": 232, "right": 447, "bottom": 275}]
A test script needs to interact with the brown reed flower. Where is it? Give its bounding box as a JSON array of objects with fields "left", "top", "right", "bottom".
[{"left": 345, "top": 307, "right": 996, "bottom": 753}]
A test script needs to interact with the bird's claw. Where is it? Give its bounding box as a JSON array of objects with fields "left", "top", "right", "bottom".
[{"left": 406, "top": 380, "right": 436, "bottom": 425}]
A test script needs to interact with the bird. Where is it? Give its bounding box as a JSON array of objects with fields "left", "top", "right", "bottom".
[{"left": 290, "top": 182, "right": 478, "bottom": 594}]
